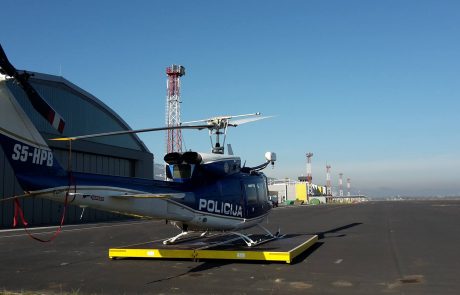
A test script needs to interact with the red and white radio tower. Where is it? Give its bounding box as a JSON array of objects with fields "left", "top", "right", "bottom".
[
  {"left": 306, "top": 153, "right": 313, "bottom": 183},
  {"left": 326, "top": 164, "right": 332, "bottom": 196},
  {"left": 347, "top": 178, "right": 351, "bottom": 197},
  {"left": 339, "top": 173, "right": 344, "bottom": 197},
  {"left": 165, "top": 65, "right": 185, "bottom": 153}
]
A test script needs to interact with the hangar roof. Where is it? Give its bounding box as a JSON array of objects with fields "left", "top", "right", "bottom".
[{"left": 7, "top": 71, "right": 150, "bottom": 153}]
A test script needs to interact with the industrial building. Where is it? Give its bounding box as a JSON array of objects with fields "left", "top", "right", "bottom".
[
  {"left": 268, "top": 179, "right": 367, "bottom": 205},
  {"left": 268, "top": 179, "right": 297, "bottom": 204},
  {"left": 268, "top": 179, "right": 328, "bottom": 205},
  {"left": 267, "top": 152, "right": 368, "bottom": 205},
  {"left": 0, "top": 72, "right": 153, "bottom": 228}
]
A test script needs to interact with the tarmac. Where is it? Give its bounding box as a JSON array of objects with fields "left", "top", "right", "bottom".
[{"left": 1, "top": 200, "right": 460, "bottom": 294}]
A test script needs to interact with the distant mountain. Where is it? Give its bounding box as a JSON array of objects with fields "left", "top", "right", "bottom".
[{"left": 154, "top": 163, "right": 166, "bottom": 180}]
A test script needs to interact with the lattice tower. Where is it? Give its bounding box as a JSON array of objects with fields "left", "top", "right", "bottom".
[
  {"left": 347, "top": 178, "right": 351, "bottom": 197},
  {"left": 165, "top": 65, "right": 185, "bottom": 153},
  {"left": 339, "top": 173, "right": 344, "bottom": 197}
]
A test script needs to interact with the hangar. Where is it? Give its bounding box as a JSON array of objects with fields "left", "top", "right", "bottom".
[{"left": 0, "top": 72, "right": 153, "bottom": 228}]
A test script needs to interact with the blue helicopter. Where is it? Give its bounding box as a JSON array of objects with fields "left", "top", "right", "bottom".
[{"left": 0, "top": 44, "right": 278, "bottom": 246}]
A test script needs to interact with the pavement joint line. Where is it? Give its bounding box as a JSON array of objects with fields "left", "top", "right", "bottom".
[{"left": 0, "top": 220, "right": 157, "bottom": 238}]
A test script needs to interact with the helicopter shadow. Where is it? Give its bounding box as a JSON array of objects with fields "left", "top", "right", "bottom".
[
  {"left": 312, "top": 222, "right": 363, "bottom": 240},
  {"left": 145, "top": 222, "right": 362, "bottom": 284},
  {"left": 145, "top": 260, "right": 234, "bottom": 284},
  {"left": 274, "top": 222, "right": 363, "bottom": 264}
]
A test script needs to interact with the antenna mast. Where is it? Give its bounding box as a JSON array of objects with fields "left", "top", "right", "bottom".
[
  {"left": 306, "top": 153, "right": 313, "bottom": 183},
  {"left": 326, "top": 164, "right": 332, "bottom": 196},
  {"left": 306, "top": 152, "right": 313, "bottom": 196},
  {"left": 165, "top": 65, "right": 185, "bottom": 153},
  {"left": 339, "top": 173, "right": 344, "bottom": 197},
  {"left": 347, "top": 178, "right": 351, "bottom": 197}
]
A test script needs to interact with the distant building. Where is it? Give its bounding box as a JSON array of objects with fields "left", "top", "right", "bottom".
[
  {"left": 268, "top": 179, "right": 297, "bottom": 203},
  {"left": 0, "top": 73, "right": 153, "bottom": 228}
]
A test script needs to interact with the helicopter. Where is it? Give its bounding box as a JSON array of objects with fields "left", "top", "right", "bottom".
[{"left": 0, "top": 44, "right": 278, "bottom": 246}]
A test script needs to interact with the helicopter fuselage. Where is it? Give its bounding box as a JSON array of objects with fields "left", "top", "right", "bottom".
[{"left": 15, "top": 163, "right": 272, "bottom": 231}]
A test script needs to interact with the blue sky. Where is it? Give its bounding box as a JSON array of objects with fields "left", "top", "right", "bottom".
[{"left": 2, "top": 1, "right": 460, "bottom": 197}]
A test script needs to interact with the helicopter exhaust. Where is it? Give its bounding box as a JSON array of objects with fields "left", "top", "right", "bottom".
[
  {"left": 182, "top": 151, "right": 202, "bottom": 165},
  {"left": 164, "top": 151, "right": 203, "bottom": 165},
  {"left": 164, "top": 152, "right": 183, "bottom": 165}
]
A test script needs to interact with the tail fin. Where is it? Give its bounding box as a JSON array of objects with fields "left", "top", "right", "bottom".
[
  {"left": 0, "top": 81, "right": 66, "bottom": 190},
  {"left": 227, "top": 144, "right": 234, "bottom": 156}
]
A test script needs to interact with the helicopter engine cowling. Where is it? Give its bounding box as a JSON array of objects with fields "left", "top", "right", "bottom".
[
  {"left": 164, "top": 151, "right": 242, "bottom": 180},
  {"left": 200, "top": 153, "right": 242, "bottom": 177},
  {"left": 201, "top": 160, "right": 240, "bottom": 177}
]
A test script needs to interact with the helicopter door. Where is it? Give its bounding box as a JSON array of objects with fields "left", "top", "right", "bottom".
[
  {"left": 243, "top": 183, "right": 258, "bottom": 218},
  {"left": 243, "top": 181, "right": 268, "bottom": 218},
  {"left": 256, "top": 181, "right": 269, "bottom": 208}
]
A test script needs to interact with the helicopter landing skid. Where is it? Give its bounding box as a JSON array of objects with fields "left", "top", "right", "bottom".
[
  {"left": 229, "top": 224, "right": 285, "bottom": 247},
  {"left": 162, "top": 230, "right": 209, "bottom": 245},
  {"left": 162, "top": 224, "right": 284, "bottom": 247}
]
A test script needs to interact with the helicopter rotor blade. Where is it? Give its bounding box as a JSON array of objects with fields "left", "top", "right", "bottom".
[
  {"left": 50, "top": 124, "right": 211, "bottom": 141},
  {"left": 181, "top": 112, "right": 262, "bottom": 125},
  {"left": 50, "top": 112, "right": 272, "bottom": 142},
  {"left": 0, "top": 44, "right": 66, "bottom": 133},
  {"left": 228, "top": 115, "right": 274, "bottom": 127}
]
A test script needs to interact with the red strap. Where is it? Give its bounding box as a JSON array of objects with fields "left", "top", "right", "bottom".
[
  {"left": 13, "top": 198, "right": 28, "bottom": 227},
  {"left": 13, "top": 200, "right": 18, "bottom": 227},
  {"left": 13, "top": 192, "right": 69, "bottom": 243}
]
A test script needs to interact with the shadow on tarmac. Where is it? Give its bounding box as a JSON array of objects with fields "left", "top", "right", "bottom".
[
  {"left": 145, "top": 261, "right": 233, "bottom": 284},
  {"left": 289, "top": 222, "right": 363, "bottom": 264},
  {"left": 314, "top": 222, "right": 363, "bottom": 240},
  {"left": 145, "top": 222, "right": 363, "bottom": 283}
]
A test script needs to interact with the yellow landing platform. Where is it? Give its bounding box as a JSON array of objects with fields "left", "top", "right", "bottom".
[{"left": 109, "top": 234, "right": 318, "bottom": 264}]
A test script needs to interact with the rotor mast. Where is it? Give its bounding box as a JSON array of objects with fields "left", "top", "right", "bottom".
[
  {"left": 166, "top": 65, "right": 185, "bottom": 153},
  {"left": 209, "top": 117, "right": 229, "bottom": 154}
]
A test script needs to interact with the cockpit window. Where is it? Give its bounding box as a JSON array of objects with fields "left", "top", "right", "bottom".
[
  {"left": 257, "top": 182, "right": 268, "bottom": 202},
  {"left": 245, "top": 183, "right": 258, "bottom": 205}
]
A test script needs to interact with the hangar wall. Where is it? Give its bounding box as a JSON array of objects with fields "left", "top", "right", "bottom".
[{"left": 0, "top": 73, "right": 154, "bottom": 228}]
